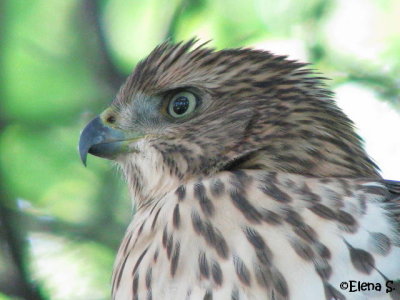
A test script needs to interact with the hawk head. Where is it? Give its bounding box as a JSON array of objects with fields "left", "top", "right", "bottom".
[{"left": 79, "top": 40, "right": 379, "bottom": 205}]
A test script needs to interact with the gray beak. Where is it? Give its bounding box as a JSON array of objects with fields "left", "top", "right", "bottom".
[{"left": 78, "top": 116, "right": 132, "bottom": 166}]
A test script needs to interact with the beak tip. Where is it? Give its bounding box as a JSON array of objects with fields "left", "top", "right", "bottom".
[
  {"left": 78, "top": 116, "right": 100, "bottom": 167},
  {"left": 81, "top": 156, "right": 88, "bottom": 167},
  {"left": 78, "top": 145, "right": 88, "bottom": 167}
]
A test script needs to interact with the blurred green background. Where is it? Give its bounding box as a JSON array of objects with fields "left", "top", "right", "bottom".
[{"left": 0, "top": 0, "right": 399, "bottom": 299}]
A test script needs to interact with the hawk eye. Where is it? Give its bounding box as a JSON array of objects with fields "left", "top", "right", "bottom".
[{"left": 167, "top": 91, "right": 197, "bottom": 118}]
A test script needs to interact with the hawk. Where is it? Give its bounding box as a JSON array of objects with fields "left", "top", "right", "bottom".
[{"left": 79, "top": 40, "right": 400, "bottom": 300}]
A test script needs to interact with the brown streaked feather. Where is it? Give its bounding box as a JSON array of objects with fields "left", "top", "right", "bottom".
[
  {"left": 89, "top": 40, "right": 400, "bottom": 300},
  {"left": 383, "top": 180, "right": 400, "bottom": 225}
]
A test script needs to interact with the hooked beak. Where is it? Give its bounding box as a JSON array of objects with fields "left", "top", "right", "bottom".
[{"left": 78, "top": 116, "right": 142, "bottom": 166}]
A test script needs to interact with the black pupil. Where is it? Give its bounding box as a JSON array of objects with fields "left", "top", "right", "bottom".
[{"left": 172, "top": 96, "right": 190, "bottom": 115}]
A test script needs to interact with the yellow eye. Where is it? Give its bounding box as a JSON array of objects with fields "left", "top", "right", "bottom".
[{"left": 168, "top": 92, "right": 197, "bottom": 118}]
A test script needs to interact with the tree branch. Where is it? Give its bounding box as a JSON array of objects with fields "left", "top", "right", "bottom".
[
  {"left": 4, "top": 207, "right": 123, "bottom": 251},
  {"left": 0, "top": 204, "right": 48, "bottom": 300},
  {"left": 0, "top": 2, "right": 47, "bottom": 299},
  {"left": 163, "top": 0, "right": 189, "bottom": 42},
  {"left": 82, "top": 0, "right": 126, "bottom": 91}
]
